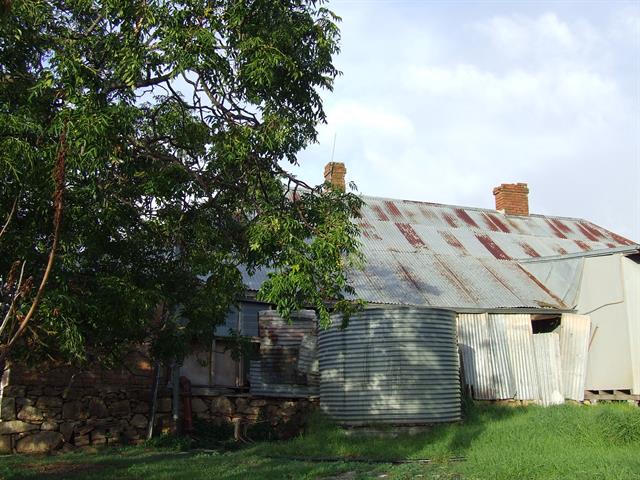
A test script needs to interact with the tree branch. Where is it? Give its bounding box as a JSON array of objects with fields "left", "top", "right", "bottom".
[{"left": 0, "top": 121, "right": 68, "bottom": 363}]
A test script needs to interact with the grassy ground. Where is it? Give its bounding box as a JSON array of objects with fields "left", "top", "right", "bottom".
[{"left": 1, "top": 401, "right": 639, "bottom": 480}]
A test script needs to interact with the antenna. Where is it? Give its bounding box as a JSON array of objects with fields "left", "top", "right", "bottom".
[{"left": 330, "top": 132, "right": 337, "bottom": 162}]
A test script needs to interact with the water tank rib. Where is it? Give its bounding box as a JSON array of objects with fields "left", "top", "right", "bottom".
[{"left": 318, "top": 307, "right": 461, "bottom": 425}]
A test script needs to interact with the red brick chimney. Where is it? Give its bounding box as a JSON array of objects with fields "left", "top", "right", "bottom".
[
  {"left": 493, "top": 183, "right": 529, "bottom": 216},
  {"left": 324, "top": 162, "right": 346, "bottom": 190}
]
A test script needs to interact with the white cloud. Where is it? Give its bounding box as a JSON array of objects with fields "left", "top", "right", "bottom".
[{"left": 296, "top": 4, "right": 640, "bottom": 240}]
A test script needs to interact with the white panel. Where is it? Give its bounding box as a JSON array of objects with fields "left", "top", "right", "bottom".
[
  {"left": 578, "top": 255, "right": 633, "bottom": 390},
  {"left": 502, "top": 314, "right": 539, "bottom": 400},
  {"left": 559, "top": 314, "right": 591, "bottom": 401},
  {"left": 533, "top": 333, "right": 564, "bottom": 406},
  {"left": 622, "top": 257, "right": 640, "bottom": 394}
]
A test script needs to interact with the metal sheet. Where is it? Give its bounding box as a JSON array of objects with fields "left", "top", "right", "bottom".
[
  {"left": 502, "top": 314, "right": 539, "bottom": 400},
  {"left": 522, "top": 258, "right": 585, "bottom": 307},
  {"left": 533, "top": 333, "right": 564, "bottom": 406},
  {"left": 559, "top": 314, "right": 591, "bottom": 401},
  {"left": 621, "top": 256, "right": 640, "bottom": 394},
  {"left": 318, "top": 307, "right": 461, "bottom": 425},
  {"left": 249, "top": 310, "right": 319, "bottom": 397},
  {"left": 457, "top": 314, "right": 517, "bottom": 400},
  {"left": 578, "top": 255, "right": 633, "bottom": 390}
]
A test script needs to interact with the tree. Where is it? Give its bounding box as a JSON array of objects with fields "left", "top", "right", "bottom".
[{"left": 0, "top": 0, "right": 362, "bottom": 367}]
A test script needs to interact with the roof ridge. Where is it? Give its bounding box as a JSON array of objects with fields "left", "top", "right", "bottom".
[{"left": 360, "top": 193, "right": 594, "bottom": 223}]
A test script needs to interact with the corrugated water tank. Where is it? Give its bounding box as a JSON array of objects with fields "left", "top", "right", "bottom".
[{"left": 318, "top": 307, "right": 461, "bottom": 425}]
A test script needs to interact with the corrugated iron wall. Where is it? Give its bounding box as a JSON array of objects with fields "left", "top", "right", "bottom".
[
  {"left": 503, "top": 314, "right": 539, "bottom": 400},
  {"left": 559, "top": 314, "right": 591, "bottom": 401},
  {"left": 458, "top": 313, "right": 591, "bottom": 404},
  {"left": 533, "top": 333, "right": 564, "bottom": 406},
  {"left": 459, "top": 313, "right": 535, "bottom": 400},
  {"left": 249, "top": 310, "right": 319, "bottom": 398},
  {"left": 318, "top": 307, "right": 461, "bottom": 425}
]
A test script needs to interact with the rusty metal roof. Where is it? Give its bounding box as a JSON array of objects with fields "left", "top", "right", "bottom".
[{"left": 353, "top": 195, "right": 638, "bottom": 311}]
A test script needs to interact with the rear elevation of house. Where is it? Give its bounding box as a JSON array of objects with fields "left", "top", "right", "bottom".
[{"left": 1, "top": 162, "right": 638, "bottom": 453}]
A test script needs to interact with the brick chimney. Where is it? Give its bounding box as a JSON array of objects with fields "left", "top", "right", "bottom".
[
  {"left": 493, "top": 183, "right": 529, "bottom": 216},
  {"left": 324, "top": 162, "right": 346, "bottom": 190}
]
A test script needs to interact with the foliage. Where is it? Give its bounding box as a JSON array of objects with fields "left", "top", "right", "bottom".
[{"left": 0, "top": 0, "right": 362, "bottom": 366}]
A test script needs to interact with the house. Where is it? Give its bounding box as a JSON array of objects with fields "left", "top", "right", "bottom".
[
  {"left": 1, "top": 161, "right": 638, "bottom": 452},
  {"left": 183, "top": 162, "right": 638, "bottom": 423},
  {"left": 318, "top": 163, "right": 639, "bottom": 410}
]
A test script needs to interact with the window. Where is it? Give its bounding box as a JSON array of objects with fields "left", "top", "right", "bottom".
[
  {"left": 181, "top": 301, "right": 268, "bottom": 389},
  {"left": 531, "top": 315, "right": 561, "bottom": 334}
]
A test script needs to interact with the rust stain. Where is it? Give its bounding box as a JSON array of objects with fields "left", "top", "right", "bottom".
[
  {"left": 609, "top": 232, "right": 635, "bottom": 246},
  {"left": 395, "top": 222, "right": 426, "bottom": 248},
  {"left": 398, "top": 264, "right": 422, "bottom": 292},
  {"left": 520, "top": 242, "right": 540, "bottom": 258},
  {"left": 432, "top": 255, "right": 478, "bottom": 302},
  {"left": 551, "top": 218, "right": 573, "bottom": 234},
  {"left": 442, "top": 212, "right": 458, "bottom": 228},
  {"left": 556, "top": 246, "right": 568, "bottom": 255},
  {"left": 487, "top": 213, "right": 511, "bottom": 233},
  {"left": 480, "top": 213, "right": 500, "bottom": 232},
  {"left": 606, "top": 243, "right": 616, "bottom": 248},
  {"left": 578, "top": 221, "right": 604, "bottom": 240},
  {"left": 545, "top": 219, "right": 567, "bottom": 239},
  {"left": 384, "top": 201, "right": 404, "bottom": 219},
  {"left": 419, "top": 206, "right": 438, "bottom": 223},
  {"left": 574, "top": 240, "right": 592, "bottom": 252},
  {"left": 455, "top": 208, "right": 479, "bottom": 228},
  {"left": 371, "top": 205, "right": 389, "bottom": 221},
  {"left": 516, "top": 264, "right": 566, "bottom": 308},
  {"left": 575, "top": 223, "right": 598, "bottom": 242},
  {"left": 440, "top": 230, "right": 468, "bottom": 255},
  {"left": 480, "top": 258, "right": 524, "bottom": 302},
  {"left": 475, "top": 233, "right": 511, "bottom": 260},
  {"left": 506, "top": 218, "right": 525, "bottom": 234},
  {"left": 359, "top": 222, "right": 382, "bottom": 240}
]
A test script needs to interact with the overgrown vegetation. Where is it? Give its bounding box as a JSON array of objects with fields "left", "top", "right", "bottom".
[
  {"left": 0, "top": 0, "right": 363, "bottom": 367},
  {"left": 1, "top": 402, "right": 639, "bottom": 479}
]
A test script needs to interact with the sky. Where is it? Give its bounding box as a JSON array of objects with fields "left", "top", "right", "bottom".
[{"left": 291, "top": 0, "right": 640, "bottom": 241}]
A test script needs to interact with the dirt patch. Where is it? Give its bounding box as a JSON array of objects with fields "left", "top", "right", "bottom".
[{"left": 23, "top": 461, "right": 105, "bottom": 477}]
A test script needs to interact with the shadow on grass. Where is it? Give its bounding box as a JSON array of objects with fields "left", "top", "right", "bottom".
[
  {"left": 3, "top": 401, "right": 527, "bottom": 480},
  {"left": 9, "top": 450, "right": 379, "bottom": 480}
]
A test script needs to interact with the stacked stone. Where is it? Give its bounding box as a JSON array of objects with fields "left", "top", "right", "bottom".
[
  {"left": 0, "top": 383, "right": 172, "bottom": 454},
  {"left": 189, "top": 394, "right": 317, "bottom": 428}
]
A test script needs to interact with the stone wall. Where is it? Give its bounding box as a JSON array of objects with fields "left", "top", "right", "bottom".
[
  {"left": 187, "top": 393, "right": 317, "bottom": 440},
  {"left": 0, "top": 358, "right": 163, "bottom": 454},
  {"left": 0, "top": 362, "right": 316, "bottom": 454}
]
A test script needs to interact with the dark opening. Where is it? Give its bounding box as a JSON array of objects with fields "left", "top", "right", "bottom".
[{"left": 531, "top": 316, "right": 561, "bottom": 334}]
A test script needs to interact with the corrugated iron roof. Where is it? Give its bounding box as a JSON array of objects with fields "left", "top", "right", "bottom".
[
  {"left": 352, "top": 195, "right": 637, "bottom": 311},
  {"left": 241, "top": 194, "right": 637, "bottom": 312}
]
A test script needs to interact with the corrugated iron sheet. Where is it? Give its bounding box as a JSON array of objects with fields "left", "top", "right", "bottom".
[
  {"left": 352, "top": 195, "right": 636, "bottom": 310},
  {"left": 319, "top": 307, "right": 461, "bottom": 425},
  {"left": 240, "top": 196, "right": 636, "bottom": 313},
  {"left": 559, "top": 314, "right": 591, "bottom": 401},
  {"left": 502, "top": 314, "right": 539, "bottom": 400},
  {"left": 249, "top": 310, "right": 319, "bottom": 398},
  {"left": 533, "top": 333, "right": 564, "bottom": 406},
  {"left": 458, "top": 313, "right": 543, "bottom": 401},
  {"left": 522, "top": 258, "right": 585, "bottom": 307}
]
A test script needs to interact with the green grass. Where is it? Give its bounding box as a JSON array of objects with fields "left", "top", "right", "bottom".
[{"left": 1, "top": 401, "right": 639, "bottom": 480}]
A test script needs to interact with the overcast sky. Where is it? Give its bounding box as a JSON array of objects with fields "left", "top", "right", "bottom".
[{"left": 291, "top": 0, "right": 640, "bottom": 241}]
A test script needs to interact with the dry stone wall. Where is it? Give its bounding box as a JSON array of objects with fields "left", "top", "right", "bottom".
[{"left": 0, "top": 363, "right": 316, "bottom": 454}]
